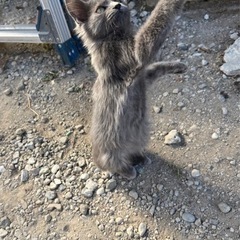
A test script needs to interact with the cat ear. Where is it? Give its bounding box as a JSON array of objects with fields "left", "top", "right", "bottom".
[{"left": 65, "top": 0, "right": 89, "bottom": 23}]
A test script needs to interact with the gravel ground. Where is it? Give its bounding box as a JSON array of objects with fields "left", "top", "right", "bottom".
[{"left": 0, "top": 1, "right": 240, "bottom": 240}]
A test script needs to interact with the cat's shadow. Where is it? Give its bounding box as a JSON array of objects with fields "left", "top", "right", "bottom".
[{"left": 113, "top": 151, "right": 239, "bottom": 238}]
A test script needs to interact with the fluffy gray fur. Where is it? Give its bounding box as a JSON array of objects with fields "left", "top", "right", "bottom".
[{"left": 66, "top": 0, "right": 187, "bottom": 179}]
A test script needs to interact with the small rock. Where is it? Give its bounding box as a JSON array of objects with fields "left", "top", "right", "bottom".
[
  {"left": 106, "top": 179, "right": 117, "bottom": 191},
  {"left": 230, "top": 32, "right": 239, "bottom": 40},
  {"left": 0, "top": 229, "right": 8, "bottom": 238},
  {"left": 20, "top": 170, "right": 29, "bottom": 182},
  {"left": 67, "top": 70, "right": 73, "bottom": 75},
  {"left": 138, "top": 222, "right": 147, "bottom": 237},
  {"left": 45, "top": 214, "right": 52, "bottom": 223},
  {"left": 129, "top": 190, "right": 138, "bottom": 200},
  {"left": 17, "top": 82, "right": 25, "bottom": 91},
  {"left": 4, "top": 88, "right": 13, "bottom": 96},
  {"left": 81, "top": 179, "right": 98, "bottom": 198},
  {"left": 39, "top": 166, "right": 49, "bottom": 175},
  {"left": 202, "top": 59, "right": 209, "bottom": 66},
  {"left": 191, "top": 169, "right": 201, "bottom": 178},
  {"left": 0, "top": 166, "right": 6, "bottom": 174},
  {"left": 22, "top": 1, "right": 28, "bottom": 8},
  {"left": 45, "top": 191, "right": 57, "bottom": 200},
  {"left": 80, "top": 173, "right": 89, "bottom": 180},
  {"left": 182, "top": 212, "right": 196, "bottom": 223},
  {"left": 220, "top": 37, "right": 240, "bottom": 76},
  {"left": 47, "top": 203, "right": 62, "bottom": 211},
  {"left": 115, "top": 217, "right": 123, "bottom": 225},
  {"left": 96, "top": 187, "right": 105, "bottom": 195},
  {"left": 204, "top": 14, "right": 209, "bottom": 20},
  {"left": 128, "top": 1, "right": 135, "bottom": 10},
  {"left": 153, "top": 106, "right": 162, "bottom": 113},
  {"left": 172, "top": 88, "right": 179, "bottom": 94},
  {"left": 218, "top": 202, "right": 231, "bottom": 213},
  {"left": 78, "top": 157, "right": 86, "bottom": 167},
  {"left": 59, "top": 136, "right": 68, "bottom": 144},
  {"left": 65, "top": 192, "right": 73, "bottom": 199},
  {"left": 15, "top": 128, "right": 26, "bottom": 136},
  {"left": 0, "top": 216, "right": 11, "bottom": 228},
  {"left": 211, "top": 132, "right": 219, "bottom": 140},
  {"left": 177, "top": 42, "right": 189, "bottom": 51},
  {"left": 222, "top": 107, "right": 228, "bottom": 115},
  {"left": 164, "top": 130, "right": 182, "bottom": 145},
  {"left": 51, "top": 164, "right": 60, "bottom": 174},
  {"left": 80, "top": 204, "right": 89, "bottom": 215},
  {"left": 126, "top": 226, "right": 134, "bottom": 238}
]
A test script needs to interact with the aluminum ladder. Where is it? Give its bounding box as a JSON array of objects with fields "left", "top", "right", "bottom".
[{"left": 0, "top": 0, "right": 84, "bottom": 67}]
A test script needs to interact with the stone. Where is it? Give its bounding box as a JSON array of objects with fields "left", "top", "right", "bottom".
[
  {"left": 80, "top": 173, "right": 89, "bottom": 180},
  {"left": 59, "top": 136, "right": 68, "bottom": 144},
  {"left": 115, "top": 217, "right": 123, "bottom": 225},
  {"left": 211, "top": 132, "right": 219, "bottom": 140},
  {"left": 0, "top": 166, "right": 6, "bottom": 174},
  {"left": 78, "top": 157, "right": 86, "bottom": 167},
  {"left": 47, "top": 204, "right": 62, "bottom": 211},
  {"left": 0, "top": 229, "right": 8, "bottom": 238},
  {"left": 177, "top": 42, "right": 189, "bottom": 51},
  {"left": 4, "top": 88, "right": 12, "bottom": 96},
  {"left": 182, "top": 212, "right": 196, "bottom": 223},
  {"left": 129, "top": 190, "right": 138, "bottom": 200},
  {"left": 204, "top": 14, "right": 209, "bottom": 20},
  {"left": 220, "top": 37, "right": 240, "bottom": 76},
  {"left": 15, "top": 128, "right": 26, "bottom": 136},
  {"left": 202, "top": 59, "right": 209, "bottom": 66},
  {"left": 81, "top": 179, "right": 98, "bottom": 198},
  {"left": 138, "top": 222, "right": 147, "bottom": 237},
  {"left": 222, "top": 107, "right": 228, "bottom": 115},
  {"left": 0, "top": 216, "right": 11, "bottom": 228},
  {"left": 153, "top": 106, "right": 162, "bottom": 113},
  {"left": 164, "top": 130, "right": 182, "bottom": 145},
  {"left": 45, "top": 191, "right": 57, "bottom": 200},
  {"left": 80, "top": 204, "right": 89, "bottom": 215},
  {"left": 191, "top": 169, "right": 201, "bottom": 178},
  {"left": 20, "top": 170, "right": 29, "bottom": 182},
  {"left": 96, "top": 187, "right": 105, "bottom": 195},
  {"left": 51, "top": 164, "right": 60, "bottom": 174},
  {"left": 126, "top": 226, "right": 134, "bottom": 238},
  {"left": 230, "top": 32, "right": 239, "bottom": 40},
  {"left": 218, "top": 202, "right": 231, "bottom": 213},
  {"left": 106, "top": 179, "right": 117, "bottom": 191},
  {"left": 65, "top": 192, "right": 73, "bottom": 199},
  {"left": 45, "top": 214, "right": 52, "bottom": 223}
]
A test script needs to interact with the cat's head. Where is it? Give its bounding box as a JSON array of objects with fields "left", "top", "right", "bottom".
[{"left": 66, "top": 0, "right": 130, "bottom": 39}]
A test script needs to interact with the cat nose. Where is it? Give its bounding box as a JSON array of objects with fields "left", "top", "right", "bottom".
[{"left": 113, "top": 3, "right": 121, "bottom": 10}]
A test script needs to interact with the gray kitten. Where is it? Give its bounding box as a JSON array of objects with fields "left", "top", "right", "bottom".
[{"left": 66, "top": 0, "right": 187, "bottom": 179}]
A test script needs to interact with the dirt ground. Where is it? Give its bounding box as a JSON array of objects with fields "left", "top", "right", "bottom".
[{"left": 0, "top": 1, "right": 240, "bottom": 240}]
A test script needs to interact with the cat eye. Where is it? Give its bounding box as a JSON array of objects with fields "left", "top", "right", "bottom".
[{"left": 96, "top": 6, "right": 106, "bottom": 14}]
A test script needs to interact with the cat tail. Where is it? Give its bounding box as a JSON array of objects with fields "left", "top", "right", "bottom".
[
  {"left": 144, "top": 61, "right": 187, "bottom": 85},
  {"left": 134, "top": 0, "right": 186, "bottom": 65}
]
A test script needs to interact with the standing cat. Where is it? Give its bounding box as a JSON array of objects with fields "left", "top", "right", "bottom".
[{"left": 66, "top": 0, "right": 187, "bottom": 179}]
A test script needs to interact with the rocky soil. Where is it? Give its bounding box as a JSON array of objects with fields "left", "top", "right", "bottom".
[{"left": 0, "top": 0, "right": 240, "bottom": 240}]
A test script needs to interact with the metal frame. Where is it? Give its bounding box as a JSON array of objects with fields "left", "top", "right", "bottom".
[{"left": 0, "top": 0, "right": 84, "bottom": 67}]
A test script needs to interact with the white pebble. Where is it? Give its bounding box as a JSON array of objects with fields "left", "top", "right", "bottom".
[
  {"left": 222, "top": 107, "right": 228, "bottom": 115},
  {"left": 191, "top": 169, "right": 201, "bottom": 178},
  {"left": 138, "top": 222, "right": 147, "bottom": 237},
  {"left": 211, "top": 132, "right": 219, "bottom": 139},
  {"left": 204, "top": 14, "right": 209, "bottom": 20}
]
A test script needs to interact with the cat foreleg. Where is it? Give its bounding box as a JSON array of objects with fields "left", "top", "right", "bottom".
[
  {"left": 134, "top": 0, "right": 186, "bottom": 65},
  {"left": 144, "top": 61, "right": 187, "bottom": 84}
]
